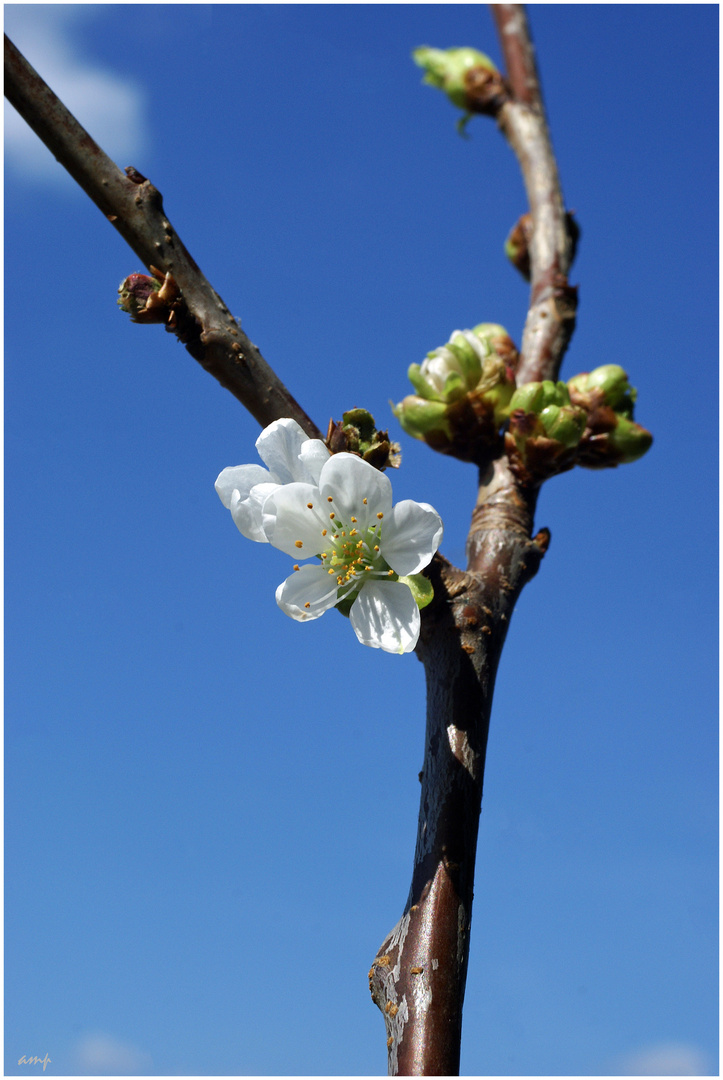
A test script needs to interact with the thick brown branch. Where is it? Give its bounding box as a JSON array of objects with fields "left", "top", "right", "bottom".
[
  {"left": 491, "top": 5, "right": 577, "bottom": 384},
  {"left": 3, "top": 34, "right": 321, "bottom": 438},
  {"left": 370, "top": 486, "right": 545, "bottom": 1073},
  {"left": 370, "top": 8, "right": 569, "bottom": 1073}
]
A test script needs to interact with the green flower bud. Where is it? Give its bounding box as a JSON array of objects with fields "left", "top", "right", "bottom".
[
  {"left": 326, "top": 410, "right": 401, "bottom": 470},
  {"left": 568, "top": 364, "right": 637, "bottom": 417},
  {"left": 475, "top": 353, "right": 516, "bottom": 424},
  {"left": 393, "top": 395, "right": 451, "bottom": 440},
  {"left": 447, "top": 331, "right": 483, "bottom": 387},
  {"left": 509, "top": 379, "right": 569, "bottom": 415},
  {"left": 539, "top": 404, "right": 586, "bottom": 448},
  {"left": 413, "top": 46, "right": 498, "bottom": 110},
  {"left": 607, "top": 415, "right": 653, "bottom": 463},
  {"left": 586, "top": 364, "right": 637, "bottom": 414}
]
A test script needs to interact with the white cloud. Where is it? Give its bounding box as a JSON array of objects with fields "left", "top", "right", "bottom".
[
  {"left": 614, "top": 1041, "right": 714, "bottom": 1076},
  {"left": 72, "top": 1031, "right": 154, "bottom": 1075},
  {"left": 4, "top": 5, "right": 148, "bottom": 183}
]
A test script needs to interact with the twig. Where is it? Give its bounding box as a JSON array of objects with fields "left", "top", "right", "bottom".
[
  {"left": 369, "top": 7, "right": 568, "bottom": 1073},
  {"left": 492, "top": 4, "right": 577, "bottom": 385},
  {"left": 3, "top": 34, "right": 322, "bottom": 438}
]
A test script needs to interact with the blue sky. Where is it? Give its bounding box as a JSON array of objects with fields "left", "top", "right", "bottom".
[{"left": 4, "top": 4, "right": 718, "bottom": 1076}]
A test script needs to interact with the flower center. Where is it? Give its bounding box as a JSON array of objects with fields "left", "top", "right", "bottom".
[
  {"left": 322, "top": 516, "right": 391, "bottom": 589},
  {"left": 293, "top": 496, "right": 397, "bottom": 611}
]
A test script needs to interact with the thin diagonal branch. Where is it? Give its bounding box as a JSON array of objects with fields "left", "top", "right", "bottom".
[
  {"left": 492, "top": 4, "right": 577, "bottom": 384},
  {"left": 4, "top": 34, "right": 322, "bottom": 438}
]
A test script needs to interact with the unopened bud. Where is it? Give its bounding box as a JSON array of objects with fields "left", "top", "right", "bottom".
[
  {"left": 509, "top": 379, "right": 570, "bottom": 415},
  {"left": 413, "top": 46, "right": 498, "bottom": 110},
  {"left": 326, "top": 409, "right": 401, "bottom": 470},
  {"left": 539, "top": 403, "right": 587, "bottom": 448},
  {"left": 568, "top": 364, "right": 637, "bottom": 416},
  {"left": 393, "top": 396, "right": 451, "bottom": 440},
  {"left": 117, "top": 273, "right": 164, "bottom": 322},
  {"left": 606, "top": 415, "right": 653, "bottom": 463}
]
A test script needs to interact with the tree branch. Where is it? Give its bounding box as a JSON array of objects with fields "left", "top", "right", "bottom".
[
  {"left": 492, "top": 4, "right": 577, "bottom": 385},
  {"left": 4, "top": 34, "right": 322, "bottom": 438},
  {"left": 369, "top": 7, "right": 569, "bottom": 1073}
]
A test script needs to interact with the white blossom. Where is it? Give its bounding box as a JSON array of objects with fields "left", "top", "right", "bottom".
[
  {"left": 215, "top": 418, "right": 330, "bottom": 542},
  {"left": 216, "top": 422, "right": 443, "bottom": 654}
]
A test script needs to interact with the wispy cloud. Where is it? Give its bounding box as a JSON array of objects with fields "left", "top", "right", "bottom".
[
  {"left": 71, "top": 1031, "right": 154, "bottom": 1075},
  {"left": 613, "top": 1041, "right": 714, "bottom": 1076},
  {"left": 5, "top": 5, "right": 148, "bottom": 183}
]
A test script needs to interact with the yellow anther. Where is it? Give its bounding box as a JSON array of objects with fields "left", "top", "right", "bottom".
[
  {"left": 328, "top": 569, "right": 335, "bottom": 575},
  {"left": 350, "top": 529, "right": 358, "bottom": 537},
  {"left": 388, "top": 569, "right": 394, "bottom": 575},
  {"left": 293, "top": 564, "right": 300, "bottom": 571},
  {"left": 322, "top": 529, "right": 327, "bottom": 536},
  {"left": 377, "top": 512, "right": 384, "bottom": 519},
  {"left": 351, "top": 516, "right": 357, "bottom": 523},
  {"left": 327, "top": 496, "right": 333, "bottom": 502},
  {"left": 295, "top": 541, "right": 303, "bottom": 548},
  {"left": 374, "top": 545, "right": 380, "bottom": 552},
  {"left": 329, "top": 513, "right": 335, "bottom": 520},
  {"left": 304, "top": 602, "right": 311, "bottom": 609},
  {"left": 307, "top": 502, "right": 313, "bottom": 509},
  {"left": 363, "top": 498, "right": 368, "bottom": 504}
]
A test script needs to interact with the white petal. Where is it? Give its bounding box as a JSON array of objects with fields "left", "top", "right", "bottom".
[
  {"left": 215, "top": 463, "right": 271, "bottom": 508},
  {"left": 350, "top": 580, "right": 420, "bottom": 654},
  {"left": 262, "top": 483, "right": 330, "bottom": 557},
  {"left": 298, "top": 438, "right": 331, "bottom": 483},
  {"left": 229, "top": 482, "right": 279, "bottom": 543},
  {"left": 276, "top": 564, "right": 340, "bottom": 621},
  {"left": 381, "top": 500, "right": 444, "bottom": 576},
  {"left": 318, "top": 453, "right": 393, "bottom": 530},
  {"left": 255, "top": 418, "right": 312, "bottom": 485}
]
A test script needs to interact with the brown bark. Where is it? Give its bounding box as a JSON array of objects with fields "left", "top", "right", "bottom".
[
  {"left": 4, "top": 34, "right": 321, "bottom": 439},
  {"left": 368, "top": 7, "right": 576, "bottom": 1073}
]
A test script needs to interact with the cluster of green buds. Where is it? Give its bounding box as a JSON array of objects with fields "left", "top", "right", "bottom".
[
  {"left": 505, "top": 380, "right": 587, "bottom": 478},
  {"left": 505, "top": 364, "right": 652, "bottom": 480},
  {"left": 568, "top": 365, "right": 652, "bottom": 468},
  {"left": 393, "top": 324, "right": 517, "bottom": 463},
  {"left": 413, "top": 46, "right": 508, "bottom": 122},
  {"left": 325, "top": 409, "right": 401, "bottom": 471}
]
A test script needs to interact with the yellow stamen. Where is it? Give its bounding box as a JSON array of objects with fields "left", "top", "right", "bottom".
[
  {"left": 363, "top": 498, "right": 368, "bottom": 504},
  {"left": 307, "top": 502, "right": 313, "bottom": 509},
  {"left": 327, "top": 496, "right": 333, "bottom": 502},
  {"left": 295, "top": 541, "right": 303, "bottom": 548},
  {"left": 329, "top": 513, "right": 335, "bottom": 520},
  {"left": 351, "top": 516, "right": 357, "bottom": 523},
  {"left": 377, "top": 512, "right": 384, "bottom": 520},
  {"left": 374, "top": 545, "right": 380, "bottom": 552},
  {"left": 293, "top": 564, "right": 300, "bottom": 571},
  {"left": 304, "top": 602, "right": 311, "bottom": 609},
  {"left": 322, "top": 529, "right": 327, "bottom": 536},
  {"left": 387, "top": 569, "right": 394, "bottom": 576}
]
